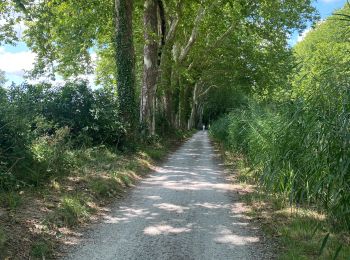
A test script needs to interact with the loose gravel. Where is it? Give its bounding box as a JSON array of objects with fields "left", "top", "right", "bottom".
[{"left": 64, "top": 131, "right": 271, "bottom": 260}]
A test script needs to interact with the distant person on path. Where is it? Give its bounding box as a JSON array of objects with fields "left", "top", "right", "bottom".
[{"left": 203, "top": 125, "right": 205, "bottom": 131}]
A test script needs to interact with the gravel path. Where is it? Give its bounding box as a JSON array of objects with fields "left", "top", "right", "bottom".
[{"left": 65, "top": 131, "right": 269, "bottom": 260}]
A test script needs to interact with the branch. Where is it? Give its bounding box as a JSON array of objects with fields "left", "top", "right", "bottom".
[
  {"left": 178, "top": 6, "right": 206, "bottom": 63},
  {"left": 211, "top": 24, "right": 235, "bottom": 49},
  {"left": 165, "top": 0, "right": 184, "bottom": 42},
  {"left": 198, "top": 84, "right": 218, "bottom": 99},
  {"left": 187, "top": 24, "right": 235, "bottom": 71},
  {"left": 166, "top": 17, "right": 179, "bottom": 42}
]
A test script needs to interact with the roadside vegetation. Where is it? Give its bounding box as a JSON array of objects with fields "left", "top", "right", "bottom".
[
  {"left": 1, "top": 0, "right": 348, "bottom": 259},
  {"left": 0, "top": 76, "right": 192, "bottom": 259},
  {"left": 210, "top": 5, "right": 350, "bottom": 259},
  {"left": 0, "top": 82, "right": 191, "bottom": 257}
]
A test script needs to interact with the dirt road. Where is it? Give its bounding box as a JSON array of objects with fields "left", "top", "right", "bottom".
[{"left": 65, "top": 131, "right": 269, "bottom": 259}]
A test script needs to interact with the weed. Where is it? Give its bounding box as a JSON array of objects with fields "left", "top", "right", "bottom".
[
  {"left": 143, "top": 147, "right": 165, "bottom": 161},
  {"left": 49, "top": 195, "right": 90, "bottom": 227},
  {"left": 210, "top": 103, "right": 350, "bottom": 230},
  {"left": 216, "top": 141, "right": 350, "bottom": 259},
  {"left": 30, "top": 239, "right": 52, "bottom": 259},
  {"left": 119, "top": 175, "right": 132, "bottom": 187},
  {"left": 0, "top": 191, "right": 22, "bottom": 209},
  {"left": 88, "top": 178, "right": 121, "bottom": 198}
]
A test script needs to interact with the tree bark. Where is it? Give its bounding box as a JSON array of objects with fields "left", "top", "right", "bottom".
[
  {"left": 140, "top": 0, "right": 158, "bottom": 135},
  {"left": 114, "top": 0, "right": 136, "bottom": 134},
  {"left": 178, "top": 7, "right": 205, "bottom": 63},
  {"left": 159, "top": 17, "right": 179, "bottom": 129},
  {"left": 188, "top": 82, "right": 198, "bottom": 130}
]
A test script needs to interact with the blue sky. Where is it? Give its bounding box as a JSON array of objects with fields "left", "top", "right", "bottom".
[
  {"left": 288, "top": 0, "right": 348, "bottom": 45},
  {"left": 0, "top": 0, "right": 348, "bottom": 85}
]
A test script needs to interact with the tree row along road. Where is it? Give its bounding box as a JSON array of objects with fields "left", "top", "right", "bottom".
[{"left": 65, "top": 132, "right": 269, "bottom": 260}]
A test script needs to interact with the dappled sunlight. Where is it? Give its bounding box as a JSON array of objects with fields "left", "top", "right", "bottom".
[
  {"left": 154, "top": 203, "right": 189, "bottom": 213},
  {"left": 118, "top": 207, "right": 150, "bottom": 218},
  {"left": 193, "top": 202, "right": 230, "bottom": 209},
  {"left": 103, "top": 207, "right": 150, "bottom": 224},
  {"left": 65, "top": 132, "right": 265, "bottom": 259},
  {"left": 156, "top": 179, "right": 237, "bottom": 192},
  {"left": 214, "top": 227, "right": 259, "bottom": 246},
  {"left": 145, "top": 195, "right": 162, "bottom": 200},
  {"left": 144, "top": 224, "right": 192, "bottom": 236}
]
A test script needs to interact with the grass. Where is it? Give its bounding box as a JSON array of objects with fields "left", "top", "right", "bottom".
[
  {"left": 0, "top": 226, "right": 7, "bottom": 253},
  {"left": 0, "top": 191, "right": 23, "bottom": 210},
  {"left": 88, "top": 177, "right": 122, "bottom": 198},
  {"left": 219, "top": 146, "right": 350, "bottom": 260},
  {"left": 142, "top": 146, "right": 167, "bottom": 161},
  {"left": 48, "top": 195, "right": 91, "bottom": 227},
  {"left": 0, "top": 131, "right": 193, "bottom": 258},
  {"left": 30, "top": 239, "right": 53, "bottom": 259}
]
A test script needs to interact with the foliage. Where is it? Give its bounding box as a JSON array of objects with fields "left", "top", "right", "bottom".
[
  {"left": 210, "top": 98, "right": 350, "bottom": 231},
  {"left": 88, "top": 177, "right": 121, "bottom": 198},
  {"left": 52, "top": 195, "right": 90, "bottom": 227},
  {"left": 0, "top": 0, "right": 23, "bottom": 44},
  {"left": 30, "top": 239, "right": 52, "bottom": 259},
  {"left": 0, "top": 81, "right": 125, "bottom": 190},
  {"left": 0, "top": 191, "right": 23, "bottom": 209},
  {"left": 210, "top": 4, "right": 350, "bottom": 233},
  {"left": 0, "top": 70, "right": 6, "bottom": 85},
  {"left": 242, "top": 188, "right": 350, "bottom": 260}
]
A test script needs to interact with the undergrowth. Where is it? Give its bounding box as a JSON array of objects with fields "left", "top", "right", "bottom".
[
  {"left": 0, "top": 226, "right": 7, "bottom": 253},
  {"left": 217, "top": 146, "right": 350, "bottom": 259},
  {"left": 30, "top": 239, "right": 53, "bottom": 259},
  {"left": 0, "top": 130, "right": 193, "bottom": 259}
]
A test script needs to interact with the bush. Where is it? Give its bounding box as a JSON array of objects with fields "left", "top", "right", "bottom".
[
  {"left": 210, "top": 100, "right": 350, "bottom": 231},
  {"left": 30, "top": 239, "right": 52, "bottom": 259},
  {"left": 0, "top": 191, "right": 23, "bottom": 209},
  {"left": 51, "top": 196, "right": 90, "bottom": 227},
  {"left": 30, "top": 127, "right": 74, "bottom": 182},
  {"left": 89, "top": 177, "right": 121, "bottom": 198},
  {"left": 0, "top": 81, "right": 126, "bottom": 191}
]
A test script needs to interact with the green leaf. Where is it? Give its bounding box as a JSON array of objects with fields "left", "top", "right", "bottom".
[
  {"left": 319, "top": 232, "right": 330, "bottom": 256},
  {"left": 332, "top": 244, "right": 343, "bottom": 260}
]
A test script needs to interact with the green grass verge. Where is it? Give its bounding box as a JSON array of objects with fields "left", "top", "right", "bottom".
[
  {"left": 47, "top": 195, "right": 92, "bottom": 227},
  {"left": 0, "top": 130, "right": 194, "bottom": 258},
  {"left": 219, "top": 146, "right": 350, "bottom": 260},
  {"left": 30, "top": 239, "right": 53, "bottom": 259},
  {"left": 0, "top": 191, "right": 23, "bottom": 210}
]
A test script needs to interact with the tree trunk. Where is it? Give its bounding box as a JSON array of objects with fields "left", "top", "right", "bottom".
[
  {"left": 114, "top": 0, "right": 136, "bottom": 134},
  {"left": 188, "top": 82, "right": 198, "bottom": 130},
  {"left": 140, "top": 0, "right": 158, "bottom": 135},
  {"left": 161, "top": 48, "right": 174, "bottom": 127}
]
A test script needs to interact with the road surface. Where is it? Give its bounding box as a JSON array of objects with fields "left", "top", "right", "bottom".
[{"left": 65, "top": 131, "right": 269, "bottom": 260}]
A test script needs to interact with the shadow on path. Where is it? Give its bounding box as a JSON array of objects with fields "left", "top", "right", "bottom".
[{"left": 64, "top": 131, "right": 270, "bottom": 260}]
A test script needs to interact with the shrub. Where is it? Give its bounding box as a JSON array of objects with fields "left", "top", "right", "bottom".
[
  {"left": 89, "top": 178, "right": 121, "bottom": 198},
  {"left": 0, "top": 81, "right": 126, "bottom": 191},
  {"left": 210, "top": 100, "right": 350, "bottom": 231},
  {"left": 30, "top": 239, "right": 52, "bottom": 259},
  {"left": 54, "top": 196, "right": 90, "bottom": 227},
  {"left": 29, "top": 127, "right": 74, "bottom": 184},
  {"left": 0, "top": 192, "right": 22, "bottom": 209}
]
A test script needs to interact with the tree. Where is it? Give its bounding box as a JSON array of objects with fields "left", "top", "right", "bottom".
[
  {"left": 4, "top": 0, "right": 318, "bottom": 135},
  {"left": 21, "top": 0, "right": 136, "bottom": 136},
  {"left": 138, "top": 0, "right": 317, "bottom": 131},
  {"left": 0, "top": 0, "right": 20, "bottom": 44},
  {"left": 0, "top": 70, "right": 7, "bottom": 86},
  {"left": 140, "top": 0, "right": 159, "bottom": 135},
  {"left": 115, "top": 0, "right": 136, "bottom": 134}
]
